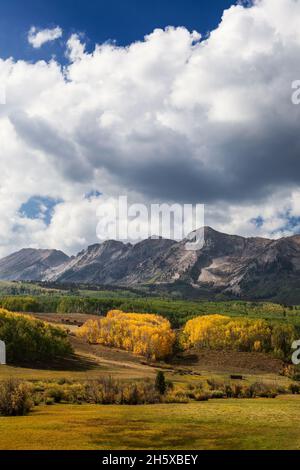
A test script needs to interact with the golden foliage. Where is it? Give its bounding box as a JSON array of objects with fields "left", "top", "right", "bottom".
[
  {"left": 0, "top": 308, "right": 35, "bottom": 321},
  {"left": 181, "top": 314, "right": 273, "bottom": 352},
  {"left": 77, "top": 310, "right": 176, "bottom": 360}
]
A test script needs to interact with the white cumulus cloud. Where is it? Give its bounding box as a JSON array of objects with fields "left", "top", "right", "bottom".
[
  {"left": 28, "top": 26, "right": 63, "bottom": 48},
  {"left": 0, "top": 0, "right": 299, "bottom": 257}
]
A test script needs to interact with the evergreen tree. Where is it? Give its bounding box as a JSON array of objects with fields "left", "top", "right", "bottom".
[{"left": 155, "top": 371, "right": 166, "bottom": 395}]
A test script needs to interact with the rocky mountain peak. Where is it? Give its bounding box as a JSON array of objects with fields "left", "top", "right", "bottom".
[{"left": 0, "top": 228, "right": 300, "bottom": 302}]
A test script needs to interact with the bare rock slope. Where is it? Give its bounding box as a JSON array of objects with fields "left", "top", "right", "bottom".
[
  {"left": 1, "top": 227, "right": 300, "bottom": 302},
  {"left": 0, "top": 248, "right": 69, "bottom": 281}
]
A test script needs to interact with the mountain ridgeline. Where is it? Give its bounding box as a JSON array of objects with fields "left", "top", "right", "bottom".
[{"left": 1, "top": 227, "right": 300, "bottom": 303}]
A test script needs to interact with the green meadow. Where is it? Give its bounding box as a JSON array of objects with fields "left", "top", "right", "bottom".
[{"left": 0, "top": 398, "right": 299, "bottom": 450}]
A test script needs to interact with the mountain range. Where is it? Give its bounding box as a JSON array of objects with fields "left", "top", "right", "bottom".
[{"left": 1, "top": 227, "right": 300, "bottom": 303}]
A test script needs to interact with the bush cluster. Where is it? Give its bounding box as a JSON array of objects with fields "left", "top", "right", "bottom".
[
  {"left": 206, "top": 379, "right": 280, "bottom": 398},
  {"left": 0, "top": 379, "right": 34, "bottom": 416},
  {"left": 288, "top": 383, "right": 300, "bottom": 394},
  {"left": 163, "top": 379, "right": 287, "bottom": 403},
  {"left": 1, "top": 372, "right": 295, "bottom": 417},
  {"left": 26, "top": 377, "right": 161, "bottom": 407},
  {"left": 85, "top": 377, "right": 160, "bottom": 405}
]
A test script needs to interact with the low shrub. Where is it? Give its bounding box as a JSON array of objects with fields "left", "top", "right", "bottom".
[
  {"left": 292, "top": 372, "right": 300, "bottom": 382},
  {"left": 45, "top": 397, "right": 55, "bottom": 405},
  {"left": 247, "top": 382, "right": 276, "bottom": 398},
  {"left": 166, "top": 380, "right": 174, "bottom": 391},
  {"left": 85, "top": 377, "right": 160, "bottom": 405},
  {"left": 85, "top": 377, "right": 120, "bottom": 404},
  {"left": 0, "top": 375, "right": 287, "bottom": 418},
  {"left": 65, "top": 383, "right": 86, "bottom": 404},
  {"left": 232, "top": 384, "right": 243, "bottom": 398},
  {"left": 272, "top": 385, "right": 288, "bottom": 395},
  {"left": 206, "top": 379, "right": 281, "bottom": 400},
  {"left": 207, "top": 379, "right": 224, "bottom": 391},
  {"left": 194, "top": 393, "right": 210, "bottom": 402},
  {"left": 224, "top": 384, "right": 234, "bottom": 398},
  {"left": 211, "top": 390, "right": 225, "bottom": 399},
  {"left": 289, "top": 383, "right": 300, "bottom": 395},
  {"left": 0, "top": 379, "right": 33, "bottom": 416},
  {"left": 45, "top": 385, "right": 65, "bottom": 403},
  {"left": 164, "top": 391, "right": 190, "bottom": 403}
]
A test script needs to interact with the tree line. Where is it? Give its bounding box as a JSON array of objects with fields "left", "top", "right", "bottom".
[
  {"left": 0, "top": 309, "right": 72, "bottom": 362},
  {"left": 181, "top": 314, "right": 296, "bottom": 360},
  {"left": 1, "top": 295, "right": 300, "bottom": 328}
]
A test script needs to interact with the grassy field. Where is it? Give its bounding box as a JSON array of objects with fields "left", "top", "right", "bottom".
[
  {"left": 0, "top": 324, "right": 295, "bottom": 451},
  {"left": 0, "top": 397, "right": 299, "bottom": 450},
  {"left": 0, "top": 304, "right": 299, "bottom": 450}
]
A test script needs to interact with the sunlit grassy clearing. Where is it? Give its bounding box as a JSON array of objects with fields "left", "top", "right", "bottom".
[{"left": 0, "top": 397, "right": 299, "bottom": 450}]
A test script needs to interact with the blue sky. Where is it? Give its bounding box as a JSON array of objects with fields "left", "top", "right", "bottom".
[
  {"left": 0, "top": 0, "right": 235, "bottom": 61},
  {"left": 19, "top": 196, "right": 63, "bottom": 225}
]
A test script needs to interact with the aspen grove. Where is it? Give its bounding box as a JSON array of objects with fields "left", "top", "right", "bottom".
[{"left": 77, "top": 310, "right": 176, "bottom": 360}]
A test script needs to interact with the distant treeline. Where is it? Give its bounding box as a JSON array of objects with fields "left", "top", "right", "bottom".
[
  {"left": 0, "top": 295, "right": 189, "bottom": 327},
  {"left": 1, "top": 295, "right": 300, "bottom": 329}
]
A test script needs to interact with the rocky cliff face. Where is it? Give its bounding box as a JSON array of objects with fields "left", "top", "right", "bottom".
[
  {"left": 0, "top": 248, "right": 70, "bottom": 281},
  {"left": 1, "top": 228, "right": 300, "bottom": 302},
  {"left": 45, "top": 238, "right": 177, "bottom": 285}
]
